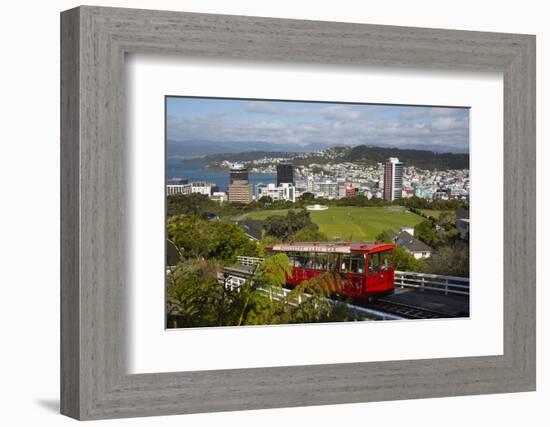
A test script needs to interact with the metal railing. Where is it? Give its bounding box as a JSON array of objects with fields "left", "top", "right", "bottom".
[
  {"left": 236, "top": 256, "right": 264, "bottom": 268},
  {"left": 233, "top": 258, "right": 470, "bottom": 296},
  {"left": 217, "top": 273, "right": 308, "bottom": 305},
  {"left": 217, "top": 271, "right": 405, "bottom": 320},
  {"left": 394, "top": 270, "right": 469, "bottom": 296}
]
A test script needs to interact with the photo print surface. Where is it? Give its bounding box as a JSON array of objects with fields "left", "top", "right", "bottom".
[{"left": 165, "top": 96, "right": 470, "bottom": 329}]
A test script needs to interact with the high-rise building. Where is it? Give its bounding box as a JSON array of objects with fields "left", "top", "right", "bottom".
[
  {"left": 228, "top": 183, "right": 253, "bottom": 204},
  {"left": 230, "top": 163, "right": 249, "bottom": 184},
  {"left": 228, "top": 163, "right": 253, "bottom": 204},
  {"left": 276, "top": 163, "right": 294, "bottom": 186},
  {"left": 383, "top": 157, "right": 403, "bottom": 201}
]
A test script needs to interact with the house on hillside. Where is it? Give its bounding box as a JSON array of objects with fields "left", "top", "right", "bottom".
[
  {"left": 395, "top": 230, "right": 433, "bottom": 259},
  {"left": 386, "top": 229, "right": 433, "bottom": 259},
  {"left": 238, "top": 218, "right": 263, "bottom": 241},
  {"left": 456, "top": 207, "right": 470, "bottom": 239}
]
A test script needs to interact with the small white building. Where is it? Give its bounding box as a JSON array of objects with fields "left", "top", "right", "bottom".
[
  {"left": 166, "top": 178, "right": 192, "bottom": 196},
  {"left": 399, "top": 226, "right": 415, "bottom": 236},
  {"left": 191, "top": 181, "right": 216, "bottom": 196},
  {"left": 256, "top": 182, "right": 296, "bottom": 202},
  {"left": 394, "top": 230, "right": 433, "bottom": 259},
  {"left": 210, "top": 191, "right": 228, "bottom": 204}
]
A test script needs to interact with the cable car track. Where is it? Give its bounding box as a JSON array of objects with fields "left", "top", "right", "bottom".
[{"left": 354, "top": 297, "right": 458, "bottom": 320}]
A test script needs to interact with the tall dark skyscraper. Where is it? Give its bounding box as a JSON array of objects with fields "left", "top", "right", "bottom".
[{"left": 276, "top": 163, "right": 294, "bottom": 186}]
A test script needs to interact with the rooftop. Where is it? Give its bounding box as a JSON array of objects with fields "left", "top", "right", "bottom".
[
  {"left": 238, "top": 218, "right": 263, "bottom": 241},
  {"left": 395, "top": 231, "right": 433, "bottom": 253},
  {"left": 270, "top": 241, "right": 394, "bottom": 254},
  {"left": 166, "top": 178, "right": 188, "bottom": 185}
]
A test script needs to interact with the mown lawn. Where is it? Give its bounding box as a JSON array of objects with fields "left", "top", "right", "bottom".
[{"left": 247, "top": 206, "right": 424, "bottom": 241}]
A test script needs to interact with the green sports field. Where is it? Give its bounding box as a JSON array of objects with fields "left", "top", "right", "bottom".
[{"left": 246, "top": 206, "right": 424, "bottom": 241}]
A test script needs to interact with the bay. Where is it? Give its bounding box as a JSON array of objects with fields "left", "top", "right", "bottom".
[{"left": 166, "top": 158, "right": 276, "bottom": 193}]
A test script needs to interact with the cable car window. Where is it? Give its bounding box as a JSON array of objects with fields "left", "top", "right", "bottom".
[
  {"left": 327, "top": 253, "right": 339, "bottom": 271},
  {"left": 312, "top": 253, "right": 320, "bottom": 269},
  {"left": 340, "top": 254, "right": 351, "bottom": 273},
  {"left": 315, "top": 254, "right": 328, "bottom": 271},
  {"left": 368, "top": 253, "right": 380, "bottom": 275},
  {"left": 302, "top": 253, "right": 312, "bottom": 269},
  {"left": 287, "top": 252, "right": 297, "bottom": 267},
  {"left": 312, "top": 253, "right": 319, "bottom": 270},
  {"left": 380, "top": 250, "right": 393, "bottom": 271},
  {"left": 350, "top": 254, "right": 366, "bottom": 275}
]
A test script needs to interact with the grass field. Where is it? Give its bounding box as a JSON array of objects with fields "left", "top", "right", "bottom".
[{"left": 247, "top": 206, "right": 424, "bottom": 241}]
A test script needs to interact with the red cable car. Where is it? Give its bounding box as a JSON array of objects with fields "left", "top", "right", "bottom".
[{"left": 267, "top": 242, "right": 395, "bottom": 299}]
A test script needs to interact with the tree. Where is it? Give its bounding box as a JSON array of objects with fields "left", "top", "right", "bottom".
[
  {"left": 414, "top": 220, "right": 445, "bottom": 247},
  {"left": 167, "top": 215, "right": 259, "bottom": 264},
  {"left": 424, "top": 241, "right": 469, "bottom": 277},
  {"left": 376, "top": 230, "right": 394, "bottom": 244},
  {"left": 258, "top": 235, "right": 282, "bottom": 256},
  {"left": 166, "top": 259, "right": 222, "bottom": 327},
  {"left": 393, "top": 245, "right": 423, "bottom": 272},
  {"left": 167, "top": 193, "right": 219, "bottom": 218},
  {"left": 290, "top": 227, "right": 328, "bottom": 242},
  {"left": 283, "top": 272, "right": 359, "bottom": 323},
  {"left": 167, "top": 252, "right": 360, "bottom": 328},
  {"left": 437, "top": 211, "right": 455, "bottom": 228},
  {"left": 229, "top": 253, "right": 292, "bottom": 326},
  {"left": 263, "top": 209, "right": 320, "bottom": 241},
  {"left": 207, "top": 221, "right": 259, "bottom": 264},
  {"left": 262, "top": 215, "right": 289, "bottom": 240},
  {"left": 167, "top": 215, "right": 212, "bottom": 259},
  {"left": 257, "top": 196, "right": 273, "bottom": 206},
  {"left": 298, "top": 192, "right": 315, "bottom": 202}
]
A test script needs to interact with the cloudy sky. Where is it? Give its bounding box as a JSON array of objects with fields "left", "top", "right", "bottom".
[{"left": 167, "top": 97, "right": 469, "bottom": 154}]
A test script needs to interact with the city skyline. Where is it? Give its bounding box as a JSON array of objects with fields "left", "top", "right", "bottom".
[{"left": 167, "top": 97, "right": 470, "bottom": 156}]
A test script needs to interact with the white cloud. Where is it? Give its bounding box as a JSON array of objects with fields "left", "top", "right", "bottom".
[
  {"left": 244, "top": 102, "right": 280, "bottom": 114},
  {"left": 167, "top": 104, "right": 469, "bottom": 152}
]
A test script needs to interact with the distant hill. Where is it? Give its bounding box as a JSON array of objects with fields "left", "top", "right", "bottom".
[
  {"left": 168, "top": 139, "right": 311, "bottom": 159},
  {"left": 343, "top": 145, "right": 469, "bottom": 170},
  {"left": 176, "top": 144, "right": 469, "bottom": 170},
  {"left": 183, "top": 150, "right": 300, "bottom": 163},
  {"left": 167, "top": 137, "right": 469, "bottom": 159}
]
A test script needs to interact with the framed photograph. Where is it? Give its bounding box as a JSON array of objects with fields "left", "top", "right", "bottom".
[{"left": 61, "top": 6, "right": 536, "bottom": 420}]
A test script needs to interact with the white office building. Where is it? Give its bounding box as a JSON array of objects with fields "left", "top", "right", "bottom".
[
  {"left": 166, "top": 178, "right": 192, "bottom": 196},
  {"left": 256, "top": 182, "right": 296, "bottom": 202},
  {"left": 313, "top": 180, "right": 339, "bottom": 199},
  {"left": 190, "top": 181, "right": 216, "bottom": 196}
]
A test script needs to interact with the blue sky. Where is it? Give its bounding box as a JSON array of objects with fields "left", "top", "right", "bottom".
[{"left": 166, "top": 97, "right": 469, "bottom": 153}]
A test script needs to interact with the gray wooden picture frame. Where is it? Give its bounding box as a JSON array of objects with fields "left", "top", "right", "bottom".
[{"left": 60, "top": 5, "right": 536, "bottom": 421}]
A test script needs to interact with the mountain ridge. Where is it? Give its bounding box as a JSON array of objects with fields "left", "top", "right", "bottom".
[
  {"left": 178, "top": 144, "right": 469, "bottom": 170},
  {"left": 168, "top": 139, "right": 468, "bottom": 159}
]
